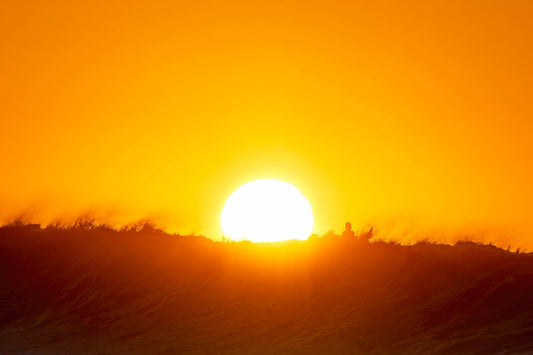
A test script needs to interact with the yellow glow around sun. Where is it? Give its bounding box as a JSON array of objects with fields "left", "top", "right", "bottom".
[{"left": 221, "top": 179, "right": 314, "bottom": 242}]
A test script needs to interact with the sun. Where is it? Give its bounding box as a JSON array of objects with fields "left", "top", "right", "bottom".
[{"left": 221, "top": 179, "right": 314, "bottom": 242}]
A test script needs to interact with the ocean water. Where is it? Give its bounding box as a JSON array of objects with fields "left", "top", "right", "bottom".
[{"left": 1, "top": 225, "right": 532, "bottom": 354}]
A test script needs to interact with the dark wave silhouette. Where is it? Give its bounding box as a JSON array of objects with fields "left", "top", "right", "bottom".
[{"left": 1, "top": 223, "right": 532, "bottom": 354}]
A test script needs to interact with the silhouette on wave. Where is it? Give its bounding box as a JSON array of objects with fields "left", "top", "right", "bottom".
[{"left": 1, "top": 221, "right": 532, "bottom": 354}]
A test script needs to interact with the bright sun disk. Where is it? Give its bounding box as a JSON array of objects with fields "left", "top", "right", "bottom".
[{"left": 221, "top": 179, "right": 314, "bottom": 242}]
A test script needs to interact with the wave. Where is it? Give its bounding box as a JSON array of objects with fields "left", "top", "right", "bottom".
[{"left": 1, "top": 224, "right": 532, "bottom": 353}]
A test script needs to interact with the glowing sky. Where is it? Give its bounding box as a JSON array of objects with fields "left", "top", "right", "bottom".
[{"left": 1, "top": 1, "right": 532, "bottom": 247}]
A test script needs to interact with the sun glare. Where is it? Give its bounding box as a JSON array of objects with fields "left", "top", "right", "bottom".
[{"left": 221, "top": 179, "right": 313, "bottom": 242}]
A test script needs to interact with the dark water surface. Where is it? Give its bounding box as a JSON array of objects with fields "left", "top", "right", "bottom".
[{"left": 1, "top": 225, "right": 533, "bottom": 354}]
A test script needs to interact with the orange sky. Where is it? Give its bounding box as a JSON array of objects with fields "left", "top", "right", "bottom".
[{"left": 1, "top": 1, "right": 532, "bottom": 247}]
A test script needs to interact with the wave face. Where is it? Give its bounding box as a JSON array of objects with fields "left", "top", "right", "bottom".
[{"left": 1, "top": 225, "right": 533, "bottom": 354}]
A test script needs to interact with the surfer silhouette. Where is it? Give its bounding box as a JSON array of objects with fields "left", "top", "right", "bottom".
[{"left": 342, "top": 222, "right": 355, "bottom": 239}]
